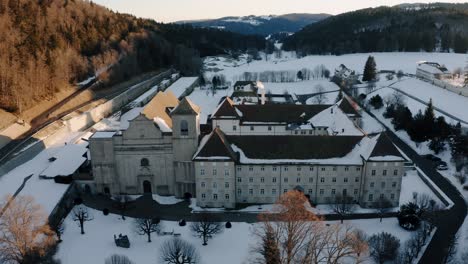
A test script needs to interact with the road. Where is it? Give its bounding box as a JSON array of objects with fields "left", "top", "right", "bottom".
[{"left": 362, "top": 108, "right": 467, "bottom": 263}]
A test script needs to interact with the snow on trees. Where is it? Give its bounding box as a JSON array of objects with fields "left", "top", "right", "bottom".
[
  {"left": 72, "top": 205, "right": 94, "bottom": 235},
  {"left": 160, "top": 238, "right": 200, "bottom": 264},
  {"left": 133, "top": 218, "right": 162, "bottom": 243},
  {"left": 190, "top": 213, "right": 223, "bottom": 246}
]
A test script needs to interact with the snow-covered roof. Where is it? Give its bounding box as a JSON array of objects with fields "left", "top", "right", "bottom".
[
  {"left": 40, "top": 144, "right": 88, "bottom": 177},
  {"left": 91, "top": 131, "right": 116, "bottom": 139},
  {"left": 417, "top": 62, "right": 450, "bottom": 75},
  {"left": 307, "top": 105, "right": 364, "bottom": 136},
  {"left": 154, "top": 117, "right": 172, "bottom": 133},
  {"left": 166, "top": 77, "right": 199, "bottom": 98}
]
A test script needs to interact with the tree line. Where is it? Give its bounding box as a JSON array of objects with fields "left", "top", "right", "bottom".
[
  {"left": 0, "top": 0, "right": 266, "bottom": 113},
  {"left": 283, "top": 4, "right": 468, "bottom": 55}
]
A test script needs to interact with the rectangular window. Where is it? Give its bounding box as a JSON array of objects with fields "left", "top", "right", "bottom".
[
  {"left": 345, "top": 167, "right": 349, "bottom": 171},
  {"left": 260, "top": 177, "right": 265, "bottom": 183},
  {"left": 200, "top": 169, "right": 205, "bottom": 176},
  {"left": 392, "top": 182, "right": 397, "bottom": 187},
  {"left": 213, "top": 169, "right": 217, "bottom": 176},
  {"left": 356, "top": 167, "right": 361, "bottom": 171},
  {"left": 344, "top": 177, "right": 348, "bottom": 183},
  {"left": 284, "top": 189, "right": 288, "bottom": 193},
  {"left": 300, "top": 130, "right": 306, "bottom": 135},
  {"left": 268, "top": 126, "right": 272, "bottom": 131},
  {"left": 225, "top": 194, "right": 230, "bottom": 200},
  {"left": 333, "top": 167, "right": 337, "bottom": 171},
  {"left": 213, "top": 194, "right": 218, "bottom": 200},
  {"left": 383, "top": 170, "right": 387, "bottom": 176},
  {"left": 250, "top": 126, "right": 254, "bottom": 131},
  {"left": 296, "top": 178, "right": 301, "bottom": 183},
  {"left": 233, "top": 125, "right": 237, "bottom": 131},
  {"left": 321, "top": 167, "right": 326, "bottom": 171},
  {"left": 237, "top": 167, "right": 242, "bottom": 171},
  {"left": 332, "top": 177, "right": 336, "bottom": 183},
  {"left": 237, "top": 177, "right": 242, "bottom": 183},
  {"left": 249, "top": 189, "right": 253, "bottom": 195},
  {"left": 261, "top": 167, "right": 265, "bottom": 171},
  {"left": 320, "top": 177, "right": 325, "bottom": 183},
  {"left": 201, "top": 182, "right": 205, "bottom": 188},
  {"left": 309, "top": 177, "right": 313, "bottom": 183},
  {"left": 380, "top": 193, "right": 385, "bottom": 199},
  {"left": 213, "top": 182, "right": 217, "bottom": 188},
  {"left": 381, "top": 182, "right": 386, "bottom": 188},
  {"left": 201, "top": 193, "right": 206, "bottom": 199},
  {"left": 297, "top": 167, "right": 301, "bottom": 171},
  {"left": 308, "top": 189, "right": 313, "bottom": 194},
  {"left": 355, "top": 177, "right": 359, "bottom": 183},
  {"left": 319, "top": 189, "right": 324, "bottom": 195},
  {"left": 225, "top": 182, "right": 229, "bottom": 188},
  {"left": 309, "top": 166, "right": 314, "bottom": 171},
  {"left": 284, "top": 177, "right": 288, "bottom": 183},
  {"left": 272, "top": 177, "right": 277, "bottom": 183},
  {"left": 309, "top": 130, "right": 313, "bottom": 135},
  {"left": 260, "top": 189, "right": 265, "bottom": 195},
  {"left": 237, "top": 189, "right": 242, "bottom": 195},
  {"left": 249, "top": 166, "right": 253, "bottom": 172},
  {"left": 343, "top": 189, "right": 347, "bottom": 196},
  {"left": 294, "top": 131, "right": 299, "bottom": 135},
  {"left": 393, "top": 169, "right": 398, "bottom": 176},
  {"left": 368, "top": 194, "right": 373, "bottom": 202},
  {"left": 371, "top": 170, "right": 376, "bottom": 176},
  {"left": 390, "top": 193, "right": 395, "bottom": 199},
  {"left": 354, "top": 189, "right": 358, "bottom": 195},
  {"left": 224, "top": 170, "right": 229, "bottom": 176},
  {"left": 273, "top": 166, "right": 277, "bottom": 172},
  {"left": 249, "top": 177, "right": 253, "bottom": 183},
  {"left": 272, "top": 189, "right": 277, "bottom": 195},
  {"left": 370, "top": 182, "right": 375, "bottom": 188},
  {"left": 331, "top": 189, "right": 336, "bottom": 195},
  {"left": 284, "top": 166, "right": 289, "bottom": 171}
]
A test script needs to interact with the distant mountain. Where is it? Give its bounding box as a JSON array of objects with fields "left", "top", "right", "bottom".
[
  {"left": 283, "top": 3, "right": 468, "bottom": 55},
  {"left": 176, "top": 13, "right": 331, "bottom": 37}
]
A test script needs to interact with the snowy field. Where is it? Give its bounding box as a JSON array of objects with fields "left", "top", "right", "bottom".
[
  {"left": 205, "top": 52, "right": 466, "bottom": 82},
  {"left": 262, "top": 79, "right": 339, "bottom": 95},
  {"left": 55, "top": 207, "right": 414, "bottom": 264}
]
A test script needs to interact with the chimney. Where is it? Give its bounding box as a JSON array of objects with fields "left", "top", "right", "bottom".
[{"left": 257, "top": 81, "right": 266, "bottom": 105}]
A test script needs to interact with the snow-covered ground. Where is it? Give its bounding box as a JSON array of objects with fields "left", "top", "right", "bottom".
[
  {"left": 166, "top": 77, "right": 199, "bottom": 98},
  {"left": 263, "top": 79, "right": 339, "bottom": 95},
  {"left": 55, "top": 207, "right": 414, "bottom": 264}
]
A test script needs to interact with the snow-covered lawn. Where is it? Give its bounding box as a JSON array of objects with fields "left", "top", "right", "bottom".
[
  {"left": 263, "top": 79, "right": 339, "bottom": 95},
  {"left": 55, "top": 207, "right": 415, "bottom": 264},
  {"left": 205, "top": 52, "right": 466, "bottom": 83}
]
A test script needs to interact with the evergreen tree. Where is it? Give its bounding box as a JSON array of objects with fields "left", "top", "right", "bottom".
[
  {"left": 422, "top": 99, "right": 436, "bottom": 140},
  {"left": 297, "top": 70, "right": 303, "bottom": 81},
  {"left": 362, "top": 56, "right": 377, "bottom": 82},
  {"left": 392, "top": 105, "right": 413, "bottom": 131},
  {"left": 369, "top": 94, "right": 383, "bottom": 109}
]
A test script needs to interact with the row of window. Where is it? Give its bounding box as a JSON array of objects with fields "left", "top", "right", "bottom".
[
  {"left": 369, "top": 181, "right": 398, "bottom": 188},
  {"left": 200, "top": 169, "right": 230, "bottom": 176},
  {"left": 201, "top": 193, "right": 230, "bottom": 200},
  {"left": 371, "top": 169, "right": 399, "bottom": 176},
  {"left": 368, "top": 193, "right": 396, "bottom": 201},
  {"left": 231, "top": 125, "right": 325, "bottom": 133},
  {"left": 236, "top": 166, "right": 361, "bottom": 172},
  {"left": 236, "top": 176, "right": 360, "bottom": 184}
]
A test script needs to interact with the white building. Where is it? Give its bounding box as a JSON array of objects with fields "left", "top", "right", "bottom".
[{"left": 416, "top": 61, "right": 451, "bottom": 81}]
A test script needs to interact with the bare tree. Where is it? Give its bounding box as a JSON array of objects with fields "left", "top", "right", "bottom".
[
  {"left": 190, "top": 213, "right": 223, "bottom": 246},
  {"left": 368, "top": 232, "right": 400, "bottom": 264},
  {"left": 72, "top": 205, "right": 93, "bottom": 235},
  {"left": 442, "top": 234, "right": 458, "bottom": 264},
  {"left": 0, "top": 195, "right": 56, "bottom": 264},
  {"left": 373, "top": 196, "right": 393, "bottom": 222},
  {"left": 313, "top": 84, "right": 328, "bottom": 104},
  {"left": 350, "top": 229, "right": 369, "bottom": 263},
  {"left": 329, "top": 194, "right": 354, "bottom": 224},
  {"left": 133, "top": 218, "right": 162, "bottom": 243},
  {"left": 105, "top": 254, "right": 134, "bottom": 264},
  {"left": 160, "top": 238, "right": 200, "bottom": 264}
]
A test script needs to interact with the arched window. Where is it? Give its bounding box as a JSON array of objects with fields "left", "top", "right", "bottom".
[
  {"left": 180, "top": 120, "right": 189, "bottom": 136},
  {"left": 141, "top": 158, "right": 149, "bottom": 167}
]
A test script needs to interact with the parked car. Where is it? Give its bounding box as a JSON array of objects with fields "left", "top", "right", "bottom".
[{"left": 436, "top": 161, "right": 448, "bottom": 170}]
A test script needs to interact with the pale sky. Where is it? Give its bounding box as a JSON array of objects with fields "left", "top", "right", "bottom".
[{"left": 93, "top": 0, "right": 468, "bottom": 23}]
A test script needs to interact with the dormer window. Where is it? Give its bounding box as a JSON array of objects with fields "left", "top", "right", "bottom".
[{"left": 180, "top": 120, "right": 189, "bottom": 136}]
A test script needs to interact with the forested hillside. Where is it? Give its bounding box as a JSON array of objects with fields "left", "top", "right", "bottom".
[
  {"left": 283, "top": 3, "right": 468, "bottom": 55},
  {"left": 0, "top": 0, "right": 265, "bottom": 113}
]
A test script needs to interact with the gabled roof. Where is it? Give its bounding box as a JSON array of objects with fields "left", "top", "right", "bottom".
[
  {"left": 236, "top": 104, "right": 330, "bottom": 123},
  {"left": 228, "top": 135, "right": 364, "bottom": 160},
  {"left": 142, "top": 91, "right": 179, "bottom": 128},
  {"left": 171, "top": 97, "right": 201, "bottom": 116},
  {"left": 193, "top": 128, "right": 238, "bottom": 161},
  {"left": 339, "top": 97, "right": 361, "bottom": 117},
  {"left": 211, "top": 97, "right": 240, "bottom": 118},
  {"left": 234, "top": 81, "right": 256, "bottom": 87},
  {"left": 368, "top": 133, "right": 405, "bottom": 161}
]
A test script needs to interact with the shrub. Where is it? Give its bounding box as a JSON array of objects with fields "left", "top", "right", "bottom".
[
  {"left": 103, "top": 208, "right": 110, "bottom": 215},
  {"left": 398, "top": 202, "right": 422, "bottom": 230},
  {"left": 225, "top": 221, "right": 232, "bottom": 229},
  {"left": 369, "top": 95, "right": 384, "bottom": 109},
  {"left": 179, "top": 219, "right": 186, "bottom": 226}
]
